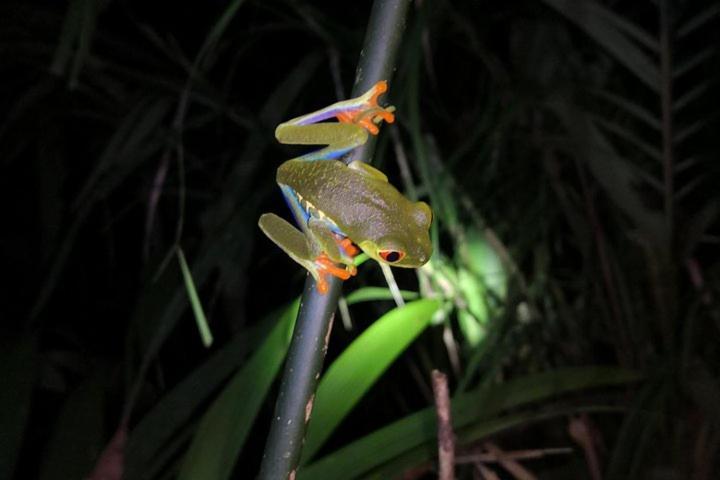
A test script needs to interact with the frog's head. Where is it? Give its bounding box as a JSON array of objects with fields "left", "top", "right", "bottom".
[{"left": 359, "top": 201, "right": 433, "bottom": 268}]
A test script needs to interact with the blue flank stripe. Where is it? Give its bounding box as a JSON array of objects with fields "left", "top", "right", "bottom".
[
  {"left": 280, "top": 185, "right": 310, "bottom": 225},
  {"left": 325, "top": 147, "right": 352, "bottom": 159},
  {"left": 280, "top": 185, "right": 346, "bottom": 237}
]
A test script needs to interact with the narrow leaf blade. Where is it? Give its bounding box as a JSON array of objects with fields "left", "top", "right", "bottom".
[
  {"left": 177, "top": 247, "right": 213, "bottom": 347},
  {"left": 301, "top": 299, "right": 442, "bottom": 462},
  {"left": 177, "top": 300, "right": 299, "bottom": 480}
]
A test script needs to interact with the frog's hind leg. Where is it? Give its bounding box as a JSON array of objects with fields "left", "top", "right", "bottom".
[
  {"left": 275, "top": 122, "right": 368, "bottom": 162},
  {"left": 258, "top": 213, "right": 356, "bottom": 294},
  {"left": 258, "top": 213, "right": 318, "bottom": 274}
]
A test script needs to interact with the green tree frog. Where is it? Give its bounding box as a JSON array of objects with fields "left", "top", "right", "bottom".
[{"left": 259, "top": 81, "right": 432, "bottom": 293}]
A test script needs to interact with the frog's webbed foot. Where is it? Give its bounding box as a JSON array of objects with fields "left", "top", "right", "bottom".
[
  {"left": 335, "top": 81, "right": 395, "bottom": 135},
  {"left": 311, "top": 229, "right": 360, "bottom": 294},
  {"left": 314, "top": 252, "right": 357, "bottom": 294}
]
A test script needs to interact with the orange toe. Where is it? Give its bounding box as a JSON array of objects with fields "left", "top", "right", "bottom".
[
  {"left": 316, "top": 254, "right": 352, "bottom": 280},
  {"left": 338, "top": 237, "right": 360, "bottom": 256},
  {"left": 369, "top": 80, "right": 388, "bottom": 105}
]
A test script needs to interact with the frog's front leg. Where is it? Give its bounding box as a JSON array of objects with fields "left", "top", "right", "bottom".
[
  {"left": 274, "top": 81, "right": 395, "bottom": 162},
  {"left": 278, "top": 81, "right": 394, "bottom": 132},
  {"left": 275, "top": 123, "right": 370, "bottom": 162}
]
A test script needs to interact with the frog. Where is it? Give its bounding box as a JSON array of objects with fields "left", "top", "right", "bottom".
[{"left": 258, "top": 81, "right": 432, "bottom": 293}]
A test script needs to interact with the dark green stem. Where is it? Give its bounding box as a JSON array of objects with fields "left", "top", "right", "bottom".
[{"left": 257, "top": 1, "right": 411, "bottom": 478}]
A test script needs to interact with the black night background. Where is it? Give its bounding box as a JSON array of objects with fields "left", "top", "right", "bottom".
[{"left": 1, "top": 1, "right": 719, "bottom": 479}]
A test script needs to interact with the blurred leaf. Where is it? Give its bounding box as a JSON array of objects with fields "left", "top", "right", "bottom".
[
  {"left": 677, "top": 4, "right": 720, "bottom": 37},
  {"left": 593, "top": 116, "right": 663, "bottom": 162},
  {"left": 301, "top": 299, "right": 442, "bottom": 463},
  {"left": 195, "top": 0, "right": 247, "bottom": 68},
  {"left": 177, "top": 299, "right": 299, "bottom": 480},
  {"left": 177, "top": 247, "right": 213, "bottom": 348},
  {"left": 542, "top": 0, "right": 660, "bottom": 91},
  {"left": 344, "top": 286, "right": 419, "bottom": 306},
  {"left": 552, "top": 103, "right": 664, "bottom": 240},
  {"left": 0, "top": 335, "right": 39, "bottom": 480},
  {"left": 593, "top": 90, "right": 662, "bottom": 131},
  {"left": 75, "top": 96, "right": 172, "bottom": 208},
  {"left": 673, "top": 82, "right": 709, "bottom": 112},
  {"left": 674, "top": 119, "right": 706, "bottom": 146},
  {"left": 125, "top": 304, "right": 290, "bottom": 479},
  {"left": 50, "top": 0, "right": 82, "bottom": 76},
  {"left": 674, "top": 48, "right": 714, "bottom": 79},
  {"left": 463, "top": 228, "right": 507, "bottom": 300},
  {"left": 606, "top": 376, "right": 669, "bottom": 478},
  {"left": 300, "top": 367, "right": 640, "bottom": 479},
  {"left": 31, "top": 97, "right": 172, "bottom": 320},
  {"left": 457, "top": 309, "right": 485, "bottom": 347},
  {"left": 679, "top": 202, "right": 718, "bottom": 258},
  {"left": 39, "top": 370, "right": 106, "bottom": 480},
  {"left": 67, "top": 0, "right": 99, "bottom": 89}
]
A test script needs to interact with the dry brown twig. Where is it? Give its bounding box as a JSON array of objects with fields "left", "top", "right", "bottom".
[{"left": 432, "top": 370, "right": 455, "bottom": 480}]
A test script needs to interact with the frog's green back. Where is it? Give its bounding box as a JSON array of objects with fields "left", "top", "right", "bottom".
[{"left": 277, "top": 159, "right": 432, "bottom": 266}]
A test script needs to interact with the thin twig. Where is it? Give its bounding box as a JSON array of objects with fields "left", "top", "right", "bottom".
[
  {"left": 456, "top": 446, "right": 573, "bottom": 464},
  {"left": 482, "top": 442, "right": 537, "bottom": 480},
  {"left": 568, "top": 414, "right": 602, "bottom": 480},
  {"left": 432, "top": 369, "right": 455, "bottom": 480}
]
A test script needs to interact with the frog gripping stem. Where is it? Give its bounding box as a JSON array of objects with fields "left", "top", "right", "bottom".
[
  {"left": 257, "top": 1, "right": 413, "bottom": 477},
  {"left": 335, "top": 80, "right": 395, "bottom": 135}
]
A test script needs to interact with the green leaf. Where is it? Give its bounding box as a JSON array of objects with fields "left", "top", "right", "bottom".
[
  {"left": 177, "top": 299, "right": 299, "bottom": 480},
  {"left": 462, "top": 229, "right": 507, "bottom": 300},
  {"left": 177, "top": 247, "right": 213, "bottom": 347},
  {"left": 457, "top": 310, "right": 485, "bottom": 347},
  {"left": 125, "top": 305, "right": 290, "bottom": 479},
  {"left": 344, "top": 286, "right": 419, "bottom": 305},
  {"left": 300, "top": 299, "right": 442, "bottom": 463},
  {"left": 299, "top": 367, "right": 640, "bottom": 479},
  {"left": 366, "top": 406, "right": 617, "bottom": 479}
]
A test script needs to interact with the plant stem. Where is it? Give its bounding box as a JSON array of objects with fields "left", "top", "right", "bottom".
[{"left": 257, "top": 1, "right": 411, "bottom": 478}]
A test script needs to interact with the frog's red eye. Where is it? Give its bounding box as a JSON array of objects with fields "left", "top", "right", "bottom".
[{"left": 379, "top": 250, "right": 405, "bottom": 263}]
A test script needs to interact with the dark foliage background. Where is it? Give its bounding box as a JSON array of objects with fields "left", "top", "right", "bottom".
[{"left": 1, "top": 0, "right": 719, "bottom": 479}]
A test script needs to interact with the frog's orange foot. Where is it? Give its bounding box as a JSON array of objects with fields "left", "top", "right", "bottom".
[
  {"left": 336, "top": 81, "right": 394, "bottom": 135},
  {"left": 314, "top": 253, "right": 357, "bottom": 294},
  {"left": 354, "top": 107, "right": 395, "bottom": 135}
]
